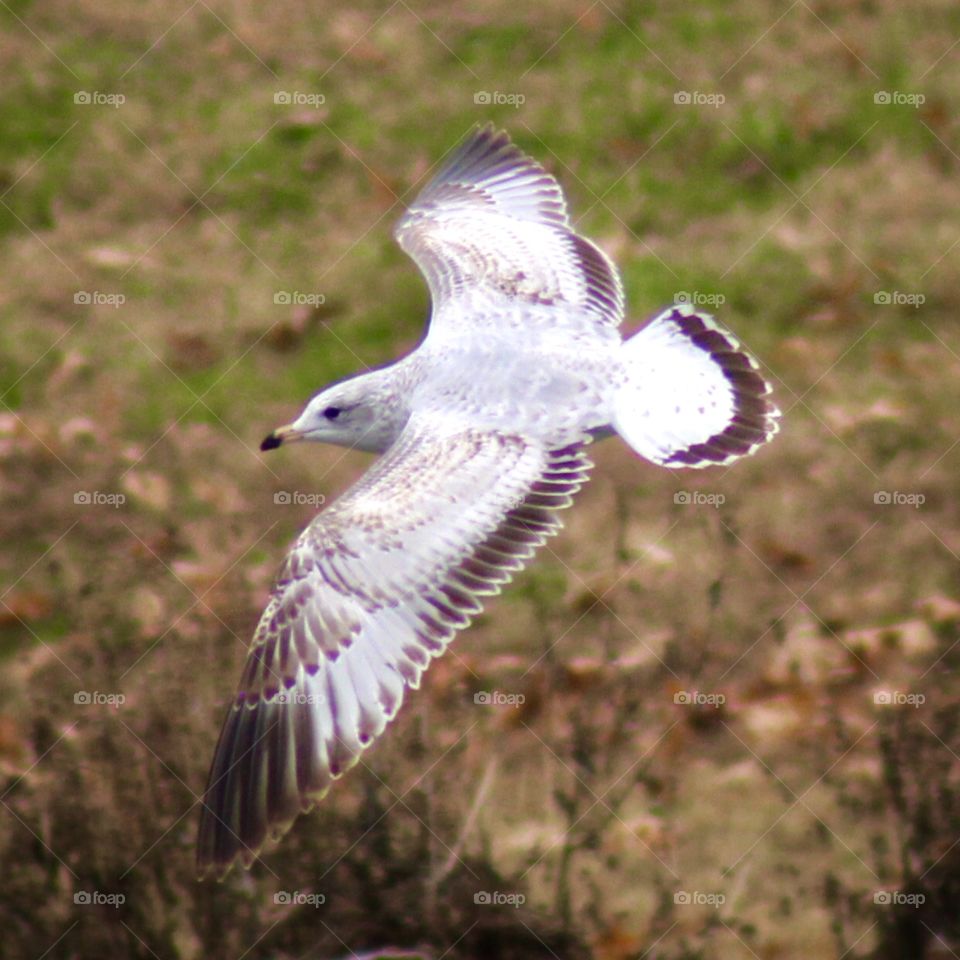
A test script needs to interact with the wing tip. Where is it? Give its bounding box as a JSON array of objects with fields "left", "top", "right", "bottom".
[
  {"left": 196, "top": 672, "right": 385, "bottom": 880},
  {"left": 398, "top": 124, "right": 570, "bottom": 230},
  {"left": 196, "top": 779, "right": 332, "bottom": 881}
]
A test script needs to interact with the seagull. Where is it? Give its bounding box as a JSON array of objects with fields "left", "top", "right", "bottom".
[{"left": 197, "top": 124, "right": 779, "bottom": 878}]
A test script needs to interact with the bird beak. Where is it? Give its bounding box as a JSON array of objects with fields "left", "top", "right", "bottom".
[{"left": 260, "top": 423, "right": 306, "bottom": 451}]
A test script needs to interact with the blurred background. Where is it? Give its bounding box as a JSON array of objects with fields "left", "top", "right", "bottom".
[{"left": 2, "top": 1, "right": 959, "bottom": 957}]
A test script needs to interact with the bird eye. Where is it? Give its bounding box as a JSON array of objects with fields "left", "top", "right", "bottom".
[{"left": 323, "top": 406, "right": 341, "bottom": 420}]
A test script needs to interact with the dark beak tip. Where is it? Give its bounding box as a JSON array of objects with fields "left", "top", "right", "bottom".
[{"left": 260, "top": 433, "right": 282, "bottom": 451}]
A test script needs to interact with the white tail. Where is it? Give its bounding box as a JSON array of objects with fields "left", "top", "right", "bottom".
[{"left": 611, "top": 304, "right": 779, "bottom": 468}]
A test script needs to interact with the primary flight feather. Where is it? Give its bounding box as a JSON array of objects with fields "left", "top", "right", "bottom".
[{"left": 197, "top": 124, "right": 779, "bottom": 878}]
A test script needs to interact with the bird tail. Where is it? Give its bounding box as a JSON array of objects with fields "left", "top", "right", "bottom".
[{"left": 610, "top": 304, "right": 779, "bottom": 468}]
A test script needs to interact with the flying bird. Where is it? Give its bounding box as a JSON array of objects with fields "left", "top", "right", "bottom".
[{"left": 197, "top": 124, "right": 779, "bottom": 878}]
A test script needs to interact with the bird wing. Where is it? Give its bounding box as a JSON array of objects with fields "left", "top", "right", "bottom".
[
  {"left": 394, "top": 124, "right": 624, "bottom": 338},
  {"left": 197, "top": 415, "right": 592, "bottom": 878}
]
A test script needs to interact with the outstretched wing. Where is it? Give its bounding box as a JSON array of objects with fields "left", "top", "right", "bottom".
[
  {"left": 394, "top": 124, "right": 623, "bottom": 337},
  {"left": 197, "top": 418, "right": 592, "bottom": 878}
]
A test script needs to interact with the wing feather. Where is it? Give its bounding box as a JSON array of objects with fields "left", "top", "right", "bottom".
[
  {"left": 394, "top": 124, "right": 624, "bottom": 336},
  {"left": 197, "top": 423, "right": 592, "bottom": 878}
]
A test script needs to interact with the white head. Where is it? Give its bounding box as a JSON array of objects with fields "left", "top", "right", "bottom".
[{"left": 261, "top": 370, "right": 408, "bottom": 455}]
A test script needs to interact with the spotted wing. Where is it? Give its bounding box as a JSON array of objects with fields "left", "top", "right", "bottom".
[
  {"left": 394, "top": 124, "right": 623, "bottom": 337},
  {"left": 197, "top": 419, "right": 592, "bottom": 878}
]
